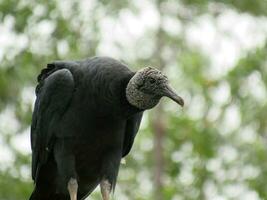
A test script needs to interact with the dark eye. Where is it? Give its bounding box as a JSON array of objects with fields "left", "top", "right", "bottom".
[{"left": 149, "top": 78, "right": 156, "bottom": 84}]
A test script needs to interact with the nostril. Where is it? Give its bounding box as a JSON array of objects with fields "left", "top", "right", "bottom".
[{"left": 149, "top": 78, "right": 156, "bottom": 84}]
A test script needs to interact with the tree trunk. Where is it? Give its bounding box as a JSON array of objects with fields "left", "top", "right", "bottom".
[
  {"left": 152, "top": 1, "right": 166, "bottom": 199},
  {"left": 152, "top": 103, "right": 166, "bottom": 200}
]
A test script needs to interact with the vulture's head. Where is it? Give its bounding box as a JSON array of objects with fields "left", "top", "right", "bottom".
[{"left": 126, "top": 67, "right": 184, "bottom": 110}]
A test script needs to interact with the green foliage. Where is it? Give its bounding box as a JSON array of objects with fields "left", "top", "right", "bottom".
[{"left": 181, "top": 0, "right": 267, "bottom": 16}]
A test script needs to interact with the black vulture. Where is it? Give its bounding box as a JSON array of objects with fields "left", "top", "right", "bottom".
[{"left": 29, "top": 57, "right": 184, "bottom": 200}]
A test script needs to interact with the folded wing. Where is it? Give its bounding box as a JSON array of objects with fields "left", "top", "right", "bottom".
[{"left": 31, "top": 65, "right": 75, "bottom": 181}]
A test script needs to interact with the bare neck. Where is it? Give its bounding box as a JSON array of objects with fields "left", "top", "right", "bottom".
[{"left": 126, "top": 79, "right": 160, "bottom": 110}]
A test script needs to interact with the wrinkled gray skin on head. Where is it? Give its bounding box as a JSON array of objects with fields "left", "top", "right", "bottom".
[{"left": 126, "top": 67, "right": 184, "bottom": 110}]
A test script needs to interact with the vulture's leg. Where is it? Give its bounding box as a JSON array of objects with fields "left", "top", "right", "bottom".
[
  {"left": 68, "top": 178, "right": 78, "bottom": 200},
  {"left": 100, "top": 151, "right": 121, "bottom": 200},
  {"left": 54, "top": 140, "right": 78, "bottom": 200},
  {"left": 100, "top": 180, "right": 111, "bottom": 200}
]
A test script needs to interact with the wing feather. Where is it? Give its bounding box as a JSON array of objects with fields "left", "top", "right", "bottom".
[{"left": 31, "top": 66, "right": 75, "bottom": 181}]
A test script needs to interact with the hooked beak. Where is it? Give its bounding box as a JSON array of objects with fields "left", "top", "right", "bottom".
[{"left": 162, "top": 85, "right": 184, "bottom": 107}]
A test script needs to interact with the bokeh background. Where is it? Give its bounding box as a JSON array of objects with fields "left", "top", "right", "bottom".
[{"left": 0, "top": 0, "right": 267, "bottom": 199}]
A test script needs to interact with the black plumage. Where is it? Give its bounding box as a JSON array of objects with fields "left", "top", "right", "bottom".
[{"left": 29, "top": 57, "right": 183, "bottom": 200}]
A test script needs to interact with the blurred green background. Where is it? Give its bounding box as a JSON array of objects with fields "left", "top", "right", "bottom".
[{"left": 0, "top": 0, "right": 267, "bottom": 199}]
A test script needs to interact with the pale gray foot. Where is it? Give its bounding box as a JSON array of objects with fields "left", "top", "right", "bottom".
[
  {"left": 100, "top": 179, "right": 112, "bottom": 200},
  {"left": 68, "top": 178, "right": 78, "bottom": 200}
]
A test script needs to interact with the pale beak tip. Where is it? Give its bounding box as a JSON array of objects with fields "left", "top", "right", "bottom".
[{"left": 177, "top": 97, "right": 184, "bottom": 107}]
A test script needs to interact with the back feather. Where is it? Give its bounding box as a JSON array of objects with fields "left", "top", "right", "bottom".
[{"left": 35, "top": 63, "right": 59, "bottom": 94}]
